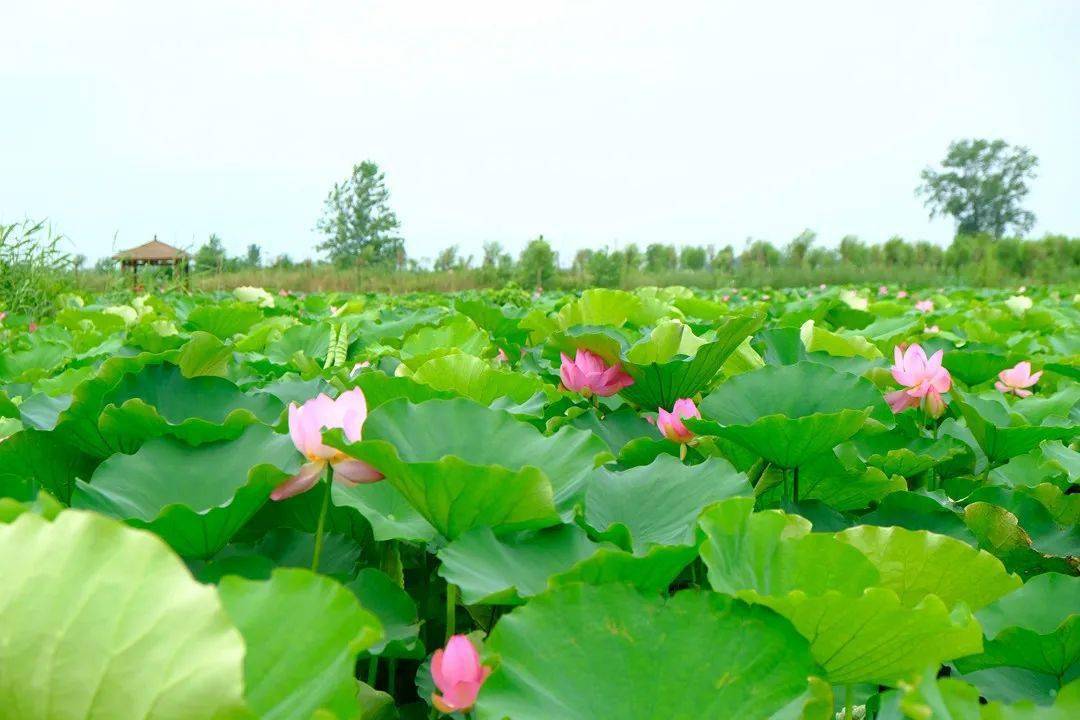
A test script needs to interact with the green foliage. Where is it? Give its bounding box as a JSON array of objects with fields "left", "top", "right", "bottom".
[
  {"left": 918, "top": 138, "right": 1039, "bottom": 238},
  {"left": 0, "top": 219, "right": 73, "bottom": 319},
  {"left": 316, "top": 160, "right": 405, "bottom": 268}
]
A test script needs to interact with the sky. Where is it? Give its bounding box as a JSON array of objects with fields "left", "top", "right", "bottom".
[{"left": 2, "top": 1, "right": 1079, "bottom": 266}]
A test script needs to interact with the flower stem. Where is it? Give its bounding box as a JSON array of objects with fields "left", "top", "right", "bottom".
[
  {"left": 310, "top": 464, "right": 333, "bottom": 572},
  {"left": 446, "top": 582, "right": 457, "bottom": 641},
  {"left": 792, "top": 466, "right": 799, "bottom": 504},
  {"left": 844, "top": 684, "right": 853, "bottom": 720}
]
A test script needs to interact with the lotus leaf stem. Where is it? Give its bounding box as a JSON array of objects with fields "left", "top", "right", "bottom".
[{"left": 310, "top": 464, "right": 333, "bottom": 572}]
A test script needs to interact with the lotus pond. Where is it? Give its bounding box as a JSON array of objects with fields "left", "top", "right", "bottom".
[{"left": 0, "top": 284, "right": 1077, "bottom": 719}]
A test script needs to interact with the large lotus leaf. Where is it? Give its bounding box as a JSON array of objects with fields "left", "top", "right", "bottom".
[
  {"left": 0, "top": 340, "right": 68, "bottom": 383},
  {"left": 218, "top": 568, "right": 383, "bottom": 720},
  {"left": 546, "top": 543, "right": 697, "bottom": 593},
  {"left": 799, "top": 319, "right": 882, "bottom": 360},
  {"left": 954, "top": 390, "right": 1079, "bottom": 463},
  {"left": 942, "top": 349, "right": 1013, "bottom": 386},
  {"left": 955, "top": 573, "right": 1080, "bottom": 679},
  {"left": 346, "top": 568, "right": 422, "bottom": 658},
  {"left": 569, "top": 405, "right": 657, "bottom": 454},
  {"left": 878, "top": 671, "right": 1080, "bottom": 720},
  {"left": 331, "top": 480, "right": 437, "bottom": 543},
  {"left": 555, "top": 288, "right": 651, "bottom": 329},
  {"left": 411, "top": 353, "right": 550, "bottom": 405},
  {"left": 176, "top": 331, "right": 233, "bottom": 377},
  {"left": 693, "top": 362, "right": 891, "bottom": 468},
  {"left": 398, "top": 315, "right": 491, "bottom": 369},
  {"left": 72, "top": 424, "right": 300, "bottom": 557},
  {"left": 963, "top": 502, "right": 1078, "bottom": 579},
  {"left": 698, "top": 499, "right": 988, "bottom": 685},
  {"left": 756, "top": 446, "right": 905, "bottom": 512},
  {"left": 330, "top": 398, "right": 611, "bottom": 539},
  {"left": 966, "top": 486, "right": 1080, "bottom": 560},
  {"left": 0, "top": 427, "right": 97, "bottom": 504},
  {"left": 477, "top": 584, "right": 820, "bottom": 720},
  {"left": 0, "top": 511, "right": 247, "bottom": 719},
  {"left": 852, "top": 428, "right": 967, "bottom": 478},
  {"left": 835, "top": 525, "right": 1021, "bottom": 610},
  {"left": 860, "top": 491, "right": 976, "bottom": 544},
  {"left": 186, "top": 301, "right": 262, "bottom": 339},
  {"left": 99, "top": 363, "right": 283, "bottom": 448},
  {"left": 584, "top": 454, "right": 751, "bottom": 553},
  {"left": 351, "top": 371, "right": 456, "bottom": 410},
  {"left": 438, "top": 524, "right": 602, "bottom": 604},
  {"left": 618, "top": 312, "right": 764, "bottom": 409},
  {"left": 264, "top": 322, "right": 332, "bottom": 365}
]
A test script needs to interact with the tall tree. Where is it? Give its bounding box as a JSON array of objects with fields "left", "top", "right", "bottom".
[
  {"left": 519, "top": 235, "right": 557, "bottom": 289},
  {"left": 194, "top": 233, "right": 227, "bottom": 272},
  {"left": 917, "top": 139, "right": 1038, "bottom": 238},
  {"left": 244, "top": 244, "right": 262, "bottom": 267},
  {"left": 316, "top": 161, "right": 405, "bottom": 267}
]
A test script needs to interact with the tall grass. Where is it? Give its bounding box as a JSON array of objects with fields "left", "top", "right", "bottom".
[{"left": 0, "top": 220, "right": 74, "bottom": 319}]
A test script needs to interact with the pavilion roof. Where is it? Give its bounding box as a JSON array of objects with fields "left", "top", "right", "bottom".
[{"left": 114, "top": 238, "right": 189, "bottom": 261}]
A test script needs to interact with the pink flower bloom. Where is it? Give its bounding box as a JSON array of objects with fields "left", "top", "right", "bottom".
[
  {"left": 657, "top": 398, "right": 701, "bottom": 443},
  {"left": 886, "top": 343, "right": 952, "bottom": 418},
  {"left": 915, "top": 300, "right": 934, "bottom": 313},
  {"left": 431, "top": 635, "right": 491, "bottom": 714},
  {"left": 278, "top": 288, "right": 289, "bottom": 297},
  {"left": 721, "top": 294, "right": 730, "bottom": 302},
  {"left": 0, "top": 311, "right": 6, "bottom": 323},
  {"left": 878, "top": 285, "right": 889, "bottom": 296},
  {"left": 559, "top": 349, "right": 633, "bottom": 397},
  {"left": 995, "top": 361, "right": 1041, "bottom": 398},
  {"left": 28, "top": 322, "right": 38, "bottom": 333},
  {"left": 897, "top": 290, "right": 908, "bottom": 299},
  {"left": 271, "top": 388, "right": 383, "bottom": 501},
  {"left": 495, "top": 348, "right": 509, "bottom": 364}
]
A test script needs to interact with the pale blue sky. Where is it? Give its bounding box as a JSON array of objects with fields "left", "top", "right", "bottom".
[{"left": 3, "top": 1, "right": 1078, "bottom": 266}]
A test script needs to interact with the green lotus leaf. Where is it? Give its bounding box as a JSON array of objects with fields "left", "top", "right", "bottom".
[
  {"left": 477, "top": 584, "right": 821, "bottom": 720},
  {"left": 256, "top": 374, "right": 332, "bottom": 408},
  {"left": 756, "top": 446, "right": 905, "bottom": 511},
  {"left": 0, "top": 427, "right": 97, "bottom": 504},
  {"left": 547, "top": 542, "right": 698, "bottom": 594},
  {"left": 942, "top": 349, "right": 1013, "bottom": 387},
  {"left": 799, "top": 319, "right": 882, "bottom": 360},
  {"left": 878, "top": 671, "right": 1080, "bottom": 720},
  {"left": 176, "top": 330, "right": 233, "bottom": 377},
  {"left": 331, "top": 480, "right": 437, "bottom": 543},
  {"left": 264, "top": 322, "right": 332, "bottom": 365},
  {"left": 330, "top": 398, "right": 611, "bottom": 539},
  {"left": 953, "top": 390, "right": 1079, "bottom": 464},
  {"left": 438, "top": 524, "right": 602, "bottom": 604},
  {"left": 219, "top": 568, "right": 383, "bottom": 720},
  {"left": 186, "top": 301, "right": 263, "bottom": 339},
  {"left": 835, "top": 524, "right": 1021, "bottom": 610},
  {"left": 584, "top": 454, "right": 751, "bottom": 553},
  {"left": 955, "top": 573, "right": 1080, "bottom": 680},
  {"left": 618, "top": 313, "right": 764, "bottom": 410},
  {"left": 98, "top": 363, "right": 283, "bottom": 448},
  {"left": 351, "top": 371, "right": 456, "bottom": 410},
  {"left": 72, "top": 424, "right": 300, "bottom": 557},
  {"left": 555, "top": 288, "right": 652, "bottom": 329},
  {"left": 963, "top": 502, "right": 1078, "bottom": 579},
  {"left": 698, "top": 499, "right": 1002, "bottom": 685},
  {"left": 568, "top": 405, "right": 657, "bottom": 454},
  {"left": 16, "top": 391, "right": 71, "bottom": 430},
  {"left": 412, "top": 353, "right": 551, "bottom": 405},
  {"left": 0, "top": 511, "right": 247, "bottom": 719},
  {"left": 0, "top": 340, "right": 68, "bottom": 383},
  {"left": 953, "top": 666, "right": 1062, "bottom": 707},
  {"left": 966, "top": 486, "right": 1079, "bottom": 560},
  {"left": 860, "top": 491, "right": 976, "bottom": 544},
  {"left": 346, "top": 568, "right": 422, "bottom": 658},
  {"left": 693, "top": 362, "right": 891, "bottom": 469},
  {"left": 852, "top": 428, "right": 966, "bottom": 478},
  {"left": 543, "top": 325, "right": 631, "bottom": 367},
  {"left": 399, "top": 315, "right": 491, "bottom": 369}
]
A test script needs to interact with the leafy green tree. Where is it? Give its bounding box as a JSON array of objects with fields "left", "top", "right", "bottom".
[
  {"left": 480, "top": 241, "right": 513, "bottom": 283},
  {"left": 711, "top": 245, "right": 735, "bottom": 272},
  {"left": 883, "top": 236, "right": 914, "bottom": 266},
  {"left": 644, "top": 244, "right": 677, "bottom": 273},
  {"left": 587, "top": 248, "right": 623, "bottom": 288},
  {"left": 679, "top": 246, "right": 707, "bottom": 271},
  {"left": 917, "top": 139, "right": 1038, "bottom": 238},
  {"left": 316, "top": 161, "right": 404, "bottom": 267},
  {"left": 740, "top": 239, "right": 781, "bottom": 268},
  {"left": 622, "top": 244, "right": 643, "bottom": 271},
  {"left": 244, "top": 244, "right": 262, "bottom": 268},
  {"left": 434, "top": 245, "right": 472, "bottom": 271},
  {"left": 838, "top": 235, "right": 868, "bottom": 266},
  {"left": 518, "top": 235, "right": 557, "bottom": 289},
  {"left": 194, "top": 234, "right": 227, "bottom": 273},
  {"left": 784, "top": 229, "right": 816, "bottom": 267}
]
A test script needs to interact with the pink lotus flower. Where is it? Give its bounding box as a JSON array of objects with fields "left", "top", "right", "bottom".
[
  {"left": 879, "top": 285, "right": 889, "bottom": 296},
  {"left": 278, "top": 288, "right": 289, "bottom": 297},
  {"left": 28, "top": 322, "right": 38, "bottom": 333},
  {"left": 995, "top": 361, "right": 1041, "bottom": 398},
  {"left": 0, "top": 311, "right": 6, "bottom": 323},
  {"left": 495, "top": 348, "right": 509, "bottom": 364},
  {"left": 559, "top": 349, "right": 633, "bottom": 397},
  {"left": 431, "top": 635, "right": 491, "bottom": 714},
  {"left": 657, "top": 398, "right": 701, "bottom": 443},
  {"left": 897, "top": 290, "right": 908, "bottom": 299},
  {"left": 271, "top": 388, "right": 383, "bottom": 501},
  {"left": 722, "top": 294, "right": 730, "bottom": 302},
  {"left": 915, "top": 300, "right": 934, "bottom": 313},
  {"left": 886, "top": 343, "right": 952, "bottom": 418}
]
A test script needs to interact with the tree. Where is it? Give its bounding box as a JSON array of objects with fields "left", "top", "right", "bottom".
[
  {"left": 838, "top": 235, "right": 868, "bottom": 266},
  {"left": 679, "top": 245, "right": 707, "bottom": 271},
  {"left": 519, "top": 235, "right": 557, "bottom": 289},
  {"left": 644, "top": 244, "right": 677, "bottom": 273},
  {"left": 622, "top": 244, "right": 643, "bottom": 271},
  {"left": 316, "top": 161, "right": 405, "bottom": 267},
  {"left": 784, "top": 229, "right": 816, "bottom": 267},
  {"left": 244, "top": 244, "right": 262, "bottom": 267},
  {"left": 435, "top": 245, "right": 471, "bottom": 271},
  {"left": 587, "top": 248, "right": 623, "bottom": 288},
  {"left": 917, "top": 139, "right": 1038, "bottom": 238},
  {"left": 195, "top": 233, "right": 227, "bottom": 272}
]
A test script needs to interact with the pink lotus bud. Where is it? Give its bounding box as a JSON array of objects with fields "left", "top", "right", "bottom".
[
  {"left": 431, "top": 635, "right": 491, "bottom": 714},
  {"left": 271, "top": 388, "right": 383, "bottom": 501},
  {"left": 897, "top": 290, "right": 908, "bottom": 299},
  {"left": 559, "top": 349, "right": 634, "bottom": 397},
  {"left": 657, "top": 398, "right": 701, "bottom": 443},
  {"left": 915, "top": 300, "right": 934, "bottom": 313},
  {"left": 995, "top": 361, "right": 1041, "bottom": 398},
  {"left": 887, "top": 343, "right": 952, "bottom": 417},
  {"left": 495, "top": 348, "right": 509, "bottom": 364},
  {"left": 721, "top": 295, "right": 730, "bottom": 302},
  {"left": 879, "top": 285, "right": 889, "bottom": 296},
  {"left": 278, "top": 288, "right": 289, "bottom": 297}
]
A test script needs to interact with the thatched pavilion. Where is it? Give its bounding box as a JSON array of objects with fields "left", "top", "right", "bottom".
[{"left": 114, "top": 237, "right": 190, "bottom": 288}]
